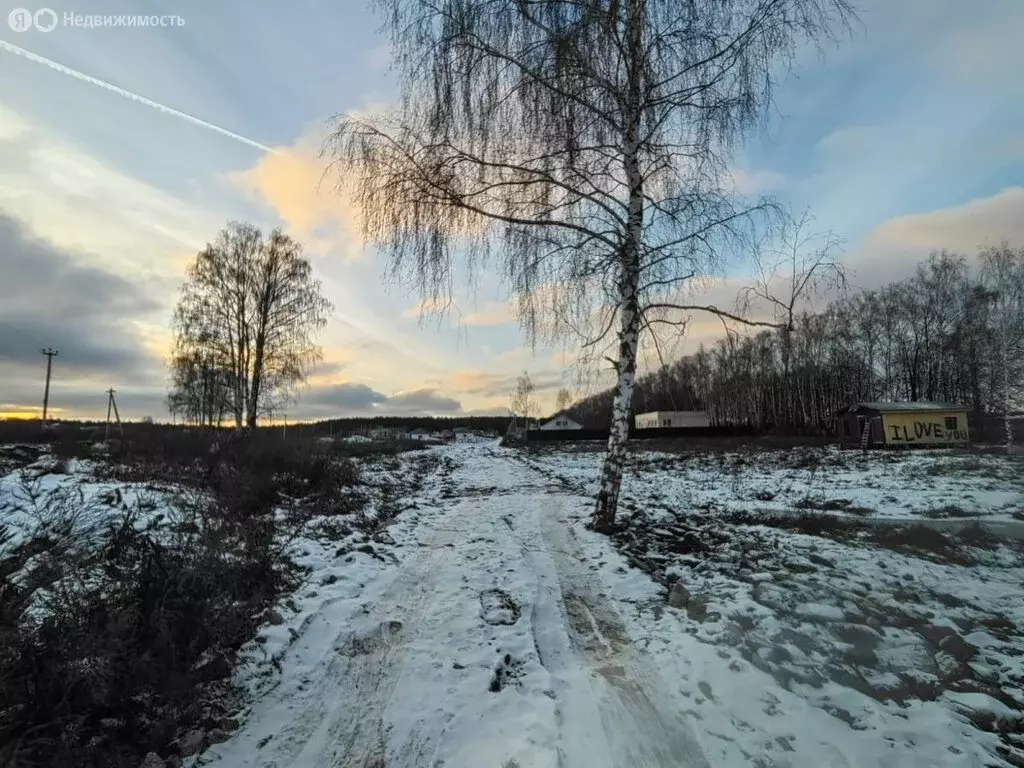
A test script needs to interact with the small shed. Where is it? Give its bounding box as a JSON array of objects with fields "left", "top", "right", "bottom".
[
  {"left": 837, "top": 402, "right": 970, "bottom": 449},
  {"left": 537, "top": 411, "right": 583, "bottom": 431},
  {"left": 634, "top": 410, "right": 711, "bottom": 429}
]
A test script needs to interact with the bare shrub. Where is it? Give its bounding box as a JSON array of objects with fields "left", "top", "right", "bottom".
[{"left": 0, "top": 476, "right": 295, "bottom": 766}]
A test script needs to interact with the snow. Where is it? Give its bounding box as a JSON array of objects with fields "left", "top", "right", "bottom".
[
  {"left": 795, "top": 603, "right": 846, "bottom": 622},
  {"left": 943, "top": 692, "right": 1021, "bottom": 722},
  {"left": 5, "top": 439, "right": 1021, "bottom": 766},
  {"left": 523, "top": 445, "right": 1024, "bottom": 528},
  {"left": 200, "top": 439, "right": 1023, "bottom": 767},
  {"left": 0, "top": 454, "right": 179, "bottom": 556},
  {"left": 558, "top": 507, "right": 1012, "bottom": 767},
  {"left": 205, "top": 440, "right": 708, "bottom": 767},
  {"left": 522, "top": 444, "right": 1024, "bottom": 766}
]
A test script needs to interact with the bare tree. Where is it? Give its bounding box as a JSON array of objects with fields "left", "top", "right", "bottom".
[
  {"left": 980, "top": 243, "right": 1024, "bottom": 452},
  {"left": 742, "top": 208, "right": 845, "bottom": 427},
  {"left": 569, "top": 242, "right": 1023, "bottom": 443},
  {"left": 171, "top": 222, "right": 332, "bottom": 429},
  {"left": 328, "top": 0, "right": 855, "bottom": 531},
  {"left": 509, "top": 370, "right": 537, "bottom": 425},
  {"left": 167, "top": 348, "right": 231, "bottom": 427},
  {"left": 555, "top": 387, "right": 573, "bottom": 413}
]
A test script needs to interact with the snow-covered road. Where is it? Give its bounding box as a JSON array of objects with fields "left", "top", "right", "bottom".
[{"left": 205, "top": 441, "right": 709, "bottom": 768}]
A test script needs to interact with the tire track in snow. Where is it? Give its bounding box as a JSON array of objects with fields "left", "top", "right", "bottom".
[
  {"left": 532, "top": 493, "right": 710, "bottom": 768},
  {"left": 207, "top": 443, "right": 708, "bottom": 768},
  {"left": 204, "top": 510, "right": 462, "bottom": 768}
]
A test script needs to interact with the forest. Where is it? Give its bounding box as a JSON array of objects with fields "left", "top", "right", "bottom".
[{"left": 569, "top": 244, "right": 1024, "bottom": 435}]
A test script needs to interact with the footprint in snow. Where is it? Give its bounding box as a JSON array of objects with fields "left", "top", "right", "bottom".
[
  {"left": 489, "top": 653, "right": 525, "bottom": 692},
  {"left": 479, "top": 589, "right": 521, "bottom": 626}
]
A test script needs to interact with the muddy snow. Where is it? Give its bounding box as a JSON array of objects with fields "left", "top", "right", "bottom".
[
  {"left": 204, "top": 441, "right": 708, "bottom": 768},
  {"left": 207, "top": 441, "right": 1022, "bottom": 767},
  {"left": 524, "top": 446, "right": 1024, "bottom": 526},
  {"left": 3, "top": 439, "right": 1022, "bottom": 766}
]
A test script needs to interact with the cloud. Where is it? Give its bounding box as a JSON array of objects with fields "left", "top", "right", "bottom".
[
  {"left": 730, "top": 167, "right": 786, "bottom": 196},
  {"left": 386, "top": 388, "right": 461, "bottom": 414},
  {"left": 849, "top": 186, "right": 1024, "bottom": 289},
  {"left": 400, "top": 296, "right": 515, "bottom": 327},
  {"left": 913, "top": 1, "right": 1024, "bottom": 84},
  {"left": 464, "top": 301, "right": 516, "bottom": 327},
  {"left": 297, "top": 382, "right": 461, "bottom": 417},
  {"left": 862, "top": 187, "right": 1024, "bottom": 255},
  {"left": 402, "top": 297, "right": 455, "bottom": 319},
  {"left": 302, "top": 382, "right": 388, "bottom": 411},
  {"left": 447, "top": 370, "right": 508, "bottom": 396},
  {"left": 0, "top": 108, "right": 263, "bottom": 420},
  {"left": 304, "top": 352, "right": 358, "bottom": 386},
  {"left": 444, "top": 368, "right": 565, "bottom": 399},
  {"left": 496, "top": 346, "right": 535, "bottom": 365},
  {"left": 0, "top": 382, "right": 171, "bottom": 423},
  {"left": 231, "top": 130, "right": 363, "bottom": 257},
  {"left": 0, "top": 109, "right": 220, "bottom": 288},
  {"left": 462, "top": 406, "right": 513, "bottom": 417},
  {"left": 0, "top": 39, "right": 275, "bottom": 153},
  {"left": 0, "top": 210, "right": 164, "bottom": 378}
]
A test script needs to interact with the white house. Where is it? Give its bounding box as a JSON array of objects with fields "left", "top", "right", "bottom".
[
  {"left": 634, "top": 410, "right": 710, "bottom": 429},
  {"left": 537, "top": 411, "right": 584, "bottom": 430}
]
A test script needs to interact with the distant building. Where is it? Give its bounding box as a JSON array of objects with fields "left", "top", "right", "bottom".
[
  {"left": 836, "top": 402, "right": 970, "bottom": 449},
  {"left": 634, "top": 410, "right": 710, "bottom": 429},
  {"left": 368, "top": 426, "right": 405, "bottom": 440},
  {"left": 537, "top": 411, "right": 583, "bottom": 431}
]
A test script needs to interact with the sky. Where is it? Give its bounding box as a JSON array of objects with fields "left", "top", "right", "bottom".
[{"left": 0, "top": 0, "right": 1022, "bottom": 422}]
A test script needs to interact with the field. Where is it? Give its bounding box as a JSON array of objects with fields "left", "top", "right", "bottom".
[
  {"left": 0, "top": 433, "right": 442, "bottom": 767},
  {"left": 1, "top": 435, "right": 1022, "bottom": 767},
  {"left": 524, "top": 444, "right": 1024, "bottom": 765}
]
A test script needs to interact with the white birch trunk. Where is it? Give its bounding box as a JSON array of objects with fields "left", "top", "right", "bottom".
[
  {"left": 593, "top": 0, "right": 644, "bottom": 532},
  {"left": 593, "top": 245, "right": 641, "bottom": 532}
]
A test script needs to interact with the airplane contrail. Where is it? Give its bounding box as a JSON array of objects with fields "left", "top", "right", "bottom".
[{"left": 0, "top": 38, "right": 277, "bottom": 153}]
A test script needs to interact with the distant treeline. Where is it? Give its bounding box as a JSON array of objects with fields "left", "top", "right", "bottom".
[
  {"left": 297, "top": 415, "right": 511, "bottom": 435},
  {"left": 569, "top": 245, "right": 1024, "bottom": 435},
  {"left": 0, "top": 415, "right": 512, "bottom": 441}
]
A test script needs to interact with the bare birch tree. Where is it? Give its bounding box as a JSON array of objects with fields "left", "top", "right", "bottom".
[
  {"left": 742, "top": 209, "right": 845, "bottom": 427},
  {"left": 171, "top": 222, "right": 332, "bottom": 429},
  {"left": 328, "top": 0, "right": 855, "bottom": 531},
  {"left": 510, "top": 370, "right": 537, "bottom": 425},
  {"left": 555, "top": 387, "right": 573, "bottom": 413},
  {"left": 566, "top": 242, "right": 1022, "bottom": 442},
  {"left": 167, "top": 348, "right": 231, "bottom": 427},
  {"left": 979, "top": 243, "right": 1024, "bottom": 452}
]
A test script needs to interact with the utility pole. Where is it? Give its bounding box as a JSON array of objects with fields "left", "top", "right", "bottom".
[
  {"left": 105, "top": 388, "right": 123, "bottom": 440},
  {"left": 40, "top": 348, "right": 58, "bottom": 425}
]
